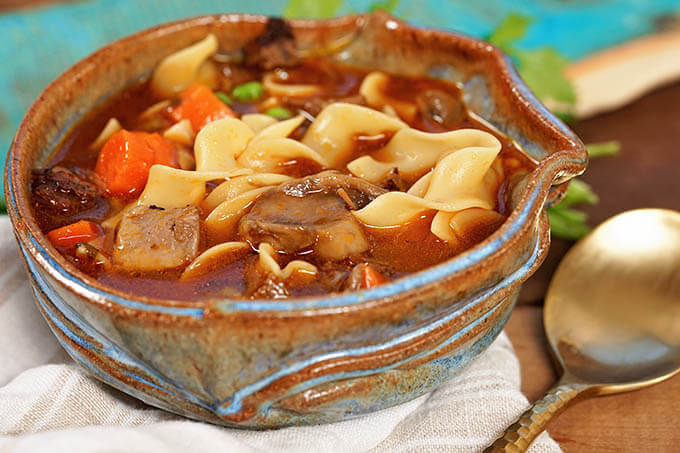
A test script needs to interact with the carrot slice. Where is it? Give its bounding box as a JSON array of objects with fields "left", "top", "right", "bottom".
[
  {"left": 47, "top": 220, "right": 101, "bottom": 248},
  {"left": 145, "top": 132, "right": 178, "bottom": 167},
  {"left": 361, "top": 263, "right": 387, "bottom": 289},
  {"left": 171, "top": 84, "right": 235, "bottom": 131},
  {"left": 95, "top": 130, "right": 178, "bottom": 197}
]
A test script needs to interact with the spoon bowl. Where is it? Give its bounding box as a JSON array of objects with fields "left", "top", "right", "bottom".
[{"left": 488, "top": 209, "right": 680, "bottom": 452}]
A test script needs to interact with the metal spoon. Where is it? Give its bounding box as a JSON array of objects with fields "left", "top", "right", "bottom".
[{"left": 486, "top": 208, "right": 680, "bottom": 452}]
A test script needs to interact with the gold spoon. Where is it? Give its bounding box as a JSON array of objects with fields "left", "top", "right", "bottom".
[{"left": 486, "top": 208, "right": 680, "bottom": 452}]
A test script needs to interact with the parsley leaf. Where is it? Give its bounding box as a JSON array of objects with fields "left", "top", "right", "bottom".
[
  {"left": 283, "top": 0, "right": 343, "bottom": 19},
  {"left": 547, "top": 207, "right": 592, "bottom": 241},
  {"left": 488, "top": 13, "right": 615, "bottom": 240},
  {"left": 487, "top": 13, "right": 532, "bottom": 52},
  {"left": 488, "top": 14, "right": 576, "bottom": 115},
  {"left": 558, "top": 179, "right": 599, "bottom": 208},
  {"left": 369, "top": 0, "right": 400, "bottom": 13},
  {"left": 515, "top": 48, "right": 576, "bottom": 106},
  {"left": 586, "top": 140, "right": 621, "bottom": 158},
  {"left": 546, "top": 140, "right": 620, "bottom": 240}
]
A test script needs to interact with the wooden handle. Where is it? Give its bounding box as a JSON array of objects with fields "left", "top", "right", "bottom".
[{"left": 484, "top": 382, "right": 587, "bottom": 453}]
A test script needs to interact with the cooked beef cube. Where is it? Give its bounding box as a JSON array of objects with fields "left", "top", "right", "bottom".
[
  {"left": 31, "top": 166, "right": 107, "bottom": 231},
  {"left": 343, "top": 263, "right": 365, "bottom": 292},
  {"left": 377, "top": 168, "right": 408, "bottom": 192},
  {"left": 243, "top": 255, "right": 291, "bottom": 299},
  {"left": 316, "top": 262, "right": 351, "bottom": 293},
  {"left": 250, "top": 276, "right": 290, "bottom": 299},
  {"left": 113, "top": 205, "right": 200, "bottom": 271},
  {"left": 239, "top": 171, "right": 386, "bottom": 261},
  {"left": 244, "top": 17, "right": 300, "bottom": 70},
  {"left": 284, "top": 94, "right": 366, "bottom": 117},
  {"left": 281, "top": 171, "right": 386, "bottom": 208},
  {"left": 416, "top": 89, "right": 466, "bottom": 128}
]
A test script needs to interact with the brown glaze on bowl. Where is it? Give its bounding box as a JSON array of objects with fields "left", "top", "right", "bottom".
[{"left": 5, "top": 12, "right": 587, "bottom": 428}]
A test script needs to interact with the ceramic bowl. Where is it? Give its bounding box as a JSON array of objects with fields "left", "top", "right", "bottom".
[{"left": 5, "top": 12, "right": 587, "bottom": 428}]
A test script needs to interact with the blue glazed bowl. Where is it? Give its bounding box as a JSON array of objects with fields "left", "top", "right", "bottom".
[{"left": 5, "top": 12, "right": 586, "bottom": 428}]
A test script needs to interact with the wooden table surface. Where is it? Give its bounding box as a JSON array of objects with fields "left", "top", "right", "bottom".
[{"left": 507, "top": 306, "right": 680, "bottom": 452}]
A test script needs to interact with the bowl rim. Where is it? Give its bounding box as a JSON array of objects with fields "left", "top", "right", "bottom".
[{"left": 5, "top": 12, "right": 587, "bottom": 317}]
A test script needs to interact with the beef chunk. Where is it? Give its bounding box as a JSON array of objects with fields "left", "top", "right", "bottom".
[
  {"left": 343, "top": 263, "right": 365, "bottom": 292},
  {"left": 243, "top": 255, "right": 291, "bottom": 299},
  {"left": 238, "top": 171, "right": 386, "bottom": 261},
  {"left": 113, "top": 205, "right": 200, "bottom": 271},
  {"left": 250, "top": 276, "right": 290, "bottom": 299},
  {"left": 281, "top": 171, "right": 387, "bottom": 208},
  {"left": 31, "top": 166, "right": 107, "bottom": 231},
  {"left": 244, "top": 17, "right": 300, "bottom": 70},
  {"left": 377, "top": 168, "right": 408, "bottom": 192},
  {"left": 284, "top": 94, "right": 366, "bottom": 117},
  {"left": 416, "top": 89, "right": 466, "bottom": 128}
]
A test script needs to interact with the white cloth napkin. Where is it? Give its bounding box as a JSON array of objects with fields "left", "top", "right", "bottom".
[{"left": 0, "top": 217, "right": 560, "bottom": 452}]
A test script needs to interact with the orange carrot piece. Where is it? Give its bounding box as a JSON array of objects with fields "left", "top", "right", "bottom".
[
  {"left": 361, "top": 263, "right": 387, "bottom": 289},
  {"left": 47, "top": 220, "right": 101, "bottom": 248},
  {"left": 95, "top": 130, "right": 177, "bottom": 197},
  {"left": 171, "top": 84, "right": 235, "bottom": 131},
  {"left": 145, "top": 132, "right": 178, "bottom": 167}
]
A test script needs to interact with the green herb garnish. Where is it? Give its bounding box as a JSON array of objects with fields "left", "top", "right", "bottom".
[
  {"left": 547, "top": 206, "right": 592, "bottom": 241},
  {"left": 488, "top": 13, "right": 576, "bottom": 117},
  {"left": 547, "top": 142, "right": 621, "bottom": 239},
  {"left": 232, "top": 81, "right": 264, "bottom": 102},
  {"left": 283, "top": 0, "right": 343, "bottom": 19},
  {"left": 369, "top": 0, "right": 399, "bottom": 13},
  {"left": 489, "top": 14, "right": 623, "bottom": 240},
  {"left": 487, "top": 13, "right": 532, "bottom": 51},
  {"left": 265, "top": 106, "right": 293, "bottom": 120},
  {"left": 586, "top": 140, "right": 621, "bottom": 158},
  {"left": 215, "top": 91, "right": 232, "bottom": 106}
]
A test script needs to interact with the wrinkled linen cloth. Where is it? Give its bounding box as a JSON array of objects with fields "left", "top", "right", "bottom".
[{"left": 0, "top": 217, "right": 559, "bottom": 452}]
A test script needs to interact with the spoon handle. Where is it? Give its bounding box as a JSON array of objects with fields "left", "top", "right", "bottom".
[{"left": 484, "top": 382, "right": 587, "bottom": 452}]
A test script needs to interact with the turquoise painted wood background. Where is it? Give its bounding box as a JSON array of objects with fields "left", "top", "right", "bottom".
[{"left": 2, "top": 0, "right": 679, "bottom": 196}]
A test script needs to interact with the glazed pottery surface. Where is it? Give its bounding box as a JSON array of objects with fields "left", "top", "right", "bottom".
[{"left": 5, "top": 12, "right": 587, "bottom": 428}]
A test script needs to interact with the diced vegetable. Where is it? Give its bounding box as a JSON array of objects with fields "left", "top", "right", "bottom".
[
  {"left": 360, "top": 263, "right": 387, "bottom": 289},
  {"left": 95, "top": 130, "right": 178, "bottom": 197},
  {"left": 215, "top": 91, "right": 233, "bottom": 106},
  {"left": 47, "top": 220, "right": 101, "bottom": 248},
  {"left": 265, "top": 106, "right": 293, "bottom": 119},
  {"left": 171, "top": 84, "right": 236, "bottom": 131},
  {"left": 232, "top": 81, "right": 264, "bottom": 102}
]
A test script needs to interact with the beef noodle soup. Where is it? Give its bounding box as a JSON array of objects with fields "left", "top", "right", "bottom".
[{"left": 31, "top": 19, "right": 534, "bottom": 300}]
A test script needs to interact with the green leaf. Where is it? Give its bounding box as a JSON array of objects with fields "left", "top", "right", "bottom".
[
  {"left": 215, "top": 91, "right": 232, "bottom": 106},
  {"left": 487, "top": 13, "right": 532, "bottom": 52},
  {"left": 586, "top": 140, "right": 621, "bottom": 158},
  {"left": 547, "top": 206, "right": 592, "bottom": 240},
  {"left": 516, "top": 47, "right": 576, "bottom": 105},
  {"left": 265, "top": 106, "right": 293, "bottom": 120},
  {"left": 283, "top": 0, "right": 343, "bottom": 19},
  {"left": 232, "top": 81, "right": 264, "bottom": 103},
  {"left": 558, "top": 179, "right": 598, "bottom": 208},
  {"left": 369, "top": 0, "right": 399, "bottom": 13}
]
